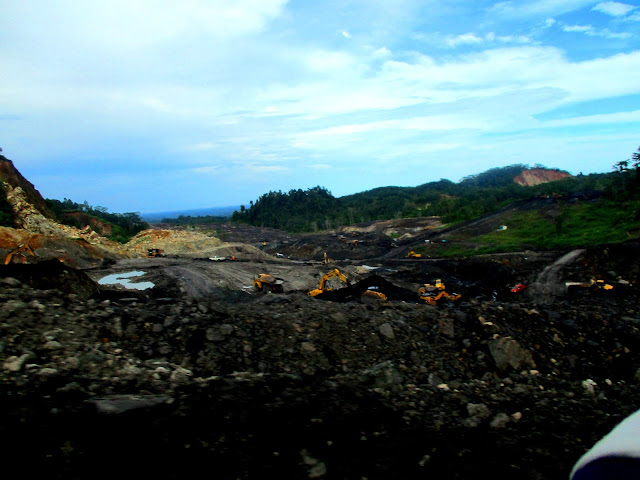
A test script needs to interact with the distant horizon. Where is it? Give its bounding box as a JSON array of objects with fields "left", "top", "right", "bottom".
[{"left": 141, "top": 205, "right": 239, "bottom": 221}]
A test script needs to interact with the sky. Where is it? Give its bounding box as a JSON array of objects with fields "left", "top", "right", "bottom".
[{"left": 1, "top": 0, "right": 639, "bottom": 214}]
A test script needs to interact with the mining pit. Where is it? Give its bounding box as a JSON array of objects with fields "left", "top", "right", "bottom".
[{"left": 1, "top": 229, "right": 640, "bottom": 480}]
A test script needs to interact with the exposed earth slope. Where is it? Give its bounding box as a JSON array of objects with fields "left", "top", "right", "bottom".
[{"left": 514, "top": 168, "right": 571, "bottom": 186}]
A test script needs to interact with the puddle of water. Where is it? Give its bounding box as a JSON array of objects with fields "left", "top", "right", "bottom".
[{"left": 98, "top": 271, "right": 155, "bottom": 290}]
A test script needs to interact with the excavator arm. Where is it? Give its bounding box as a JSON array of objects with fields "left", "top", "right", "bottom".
[
  {"left": 308, "top": 269, "right": 349, "bottom": 296},
  {"left": 4, "top": 243, "right": 37, "bottom": 265}
]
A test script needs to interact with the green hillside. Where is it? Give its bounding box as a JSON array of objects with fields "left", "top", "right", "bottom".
[
  {"left": 419, "top": 197, "right": 640, "bottom": 258},
  {"left": 230, "top": 165, "right": 627, "bottom": 228},
  {"left": 225, "top": 148, "right": 640, "bottom": 252}
]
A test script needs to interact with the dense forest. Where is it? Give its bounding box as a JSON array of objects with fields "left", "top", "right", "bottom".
[
  {"left": 227, "top": 162, "right": 631, "bottom": 233},
  {"left": 45, "top": 198, "right": 149, "bottom": 243}
]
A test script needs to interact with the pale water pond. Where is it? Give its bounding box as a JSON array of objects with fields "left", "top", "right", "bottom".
[{"left": 98, "top": 271, "right": 155, "bottom": 290}]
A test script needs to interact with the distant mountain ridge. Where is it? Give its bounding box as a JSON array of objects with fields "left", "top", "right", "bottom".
[{"left": 141, "top": 205, "right": 239, "bottom": 222}]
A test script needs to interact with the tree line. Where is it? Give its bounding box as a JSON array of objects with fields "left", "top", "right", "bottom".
[
  {"left": 45, "top": 198, "right": 149, "bottom": 243},
  {"left": 229, "top": 149, "right": 640, "bottom": 233}
]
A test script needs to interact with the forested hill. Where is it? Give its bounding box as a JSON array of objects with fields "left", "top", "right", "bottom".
[{"left": 228, "top": 163, "right": 620, "bottom": 232}]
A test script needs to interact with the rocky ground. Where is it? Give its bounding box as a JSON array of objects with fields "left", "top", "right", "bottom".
[{"left": 1, "top": 238, "right": 640, "bottom": 479}]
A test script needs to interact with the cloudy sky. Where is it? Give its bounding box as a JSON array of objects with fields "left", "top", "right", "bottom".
[{"left": 1, "top": 0, "right": 639, "bottom": 214}]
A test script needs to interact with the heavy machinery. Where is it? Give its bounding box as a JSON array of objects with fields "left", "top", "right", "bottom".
[
  {"left": 406, "top": 251, "right": 422, "bottom": 258},
  {"left": 4, "top": 243, "right": 37, "bottom": 265},
  {"left": 253, "top": 274, "right": 284, "bottom": 293},
  {"left": 147, "top": 248, "right": 165, "bottom": 258},
  {"left": 361, "top": 286, "right": 388, "bottom": 301},
  {"left": 418, "top": 279, "right": 461, "bottom": 305},
  {"left": 308, "top": 268, "right": 350, "bottom": 297},
  {"left": 566, "top": 278, "right": 614, "bottom": 291}
]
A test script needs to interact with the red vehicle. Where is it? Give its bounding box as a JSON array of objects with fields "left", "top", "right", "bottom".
[{"left": 511, "top": 283, "right": 527, "bottom": 293}]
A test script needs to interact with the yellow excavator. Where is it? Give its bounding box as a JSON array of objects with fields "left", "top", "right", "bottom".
[
  {"left": 308, "top": 268, "right": 350, "bottom": 297},
  {"left": 4, "top": 243, "right": 37, "bottom": 265},
  {"left": 418, "top": 279, "right": 461, "bottom": 305},
  {"left": 406, "top": 251, "right": 422, "bottom": 258},
  {"left": 361, "top": 287, "right": 388, "bottom": 301},
  {"left": 254, "top": 274, "right": 284, "bottom": 293}
]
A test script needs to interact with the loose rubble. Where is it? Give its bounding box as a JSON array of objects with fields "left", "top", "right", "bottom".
[{"left": 1, "top": 243, "right": 639, "bottom": 479}]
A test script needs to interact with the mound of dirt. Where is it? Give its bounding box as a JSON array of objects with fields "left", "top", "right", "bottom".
[
  {"left": 0, "top": 259, "right": 99, "bottom": 298},
  {"left": 123, "top": 229, "right": 225, "bottom": 257},
  {"left": 0, "top": 226, "right": 126, "bottom": 269}
]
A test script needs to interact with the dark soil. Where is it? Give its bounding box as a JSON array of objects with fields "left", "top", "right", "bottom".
[{"left": 1, "top": 241, "right": 640, "bottom": 479}]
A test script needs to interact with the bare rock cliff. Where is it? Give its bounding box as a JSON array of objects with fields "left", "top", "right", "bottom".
[{"left": 0, "top": 155, "right": 54, "bottom": 219}]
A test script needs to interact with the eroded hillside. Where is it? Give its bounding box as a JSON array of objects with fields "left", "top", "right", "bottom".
[{"left": 514, "top": 168, "right": 571, "bottom": 186}]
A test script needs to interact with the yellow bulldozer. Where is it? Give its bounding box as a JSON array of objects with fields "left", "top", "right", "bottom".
[
  {"left": 253, "top": 274, "right": 284, "bottom": 293},
  {"left": 308, "top": 268, "right": 350, "bottom": 297},
  {"left": 4, "top": 243, "right": 37, "bottom": 265},
  {"left": 418, "top": 279, "right": 461, "bottom": 305}
]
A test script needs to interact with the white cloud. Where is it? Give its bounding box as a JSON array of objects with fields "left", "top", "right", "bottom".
[
  {"left": 592, "top": 2, "right": 636, "bottom": 16},
  {"left": 3, "top": 0, "right": 289, "bottom": 54},
  {"left": 187, "top": 143, "right": 217, "bottom": 152},
  {"left": 441, "top": 31, "right": 532, "bottom": 49},
  {"left": 563, "top": 24, "right": 595, "bottom": 33},
  {"left": 373, "top": 46, "right": 392, "bottom": 58},
  {"left": 626, "top": 11, "right": 640, "bottom": 21},
  {"left": 247, "top": 165, "right": 288, "bottom": 173},
  {"left": 488, "top": 0, "right": 599, "bottom": 18},
  {"left": 290, "top": 115, "right": 489, "bottom": 151},
  {"left": 304, "top": 50, "right": 355, "bottom": 72},
  {"left": 445, "top": 33, "right": 484, "bottom": 47},
  {"left": 192, "top": 165, "right": 221, "bottom": 174},
  {"left": 491, "top": 33, "right": 533, "bottom": 44},
  {"left": 341, "top": 30, "right": 352, "bottom": 38},
  {"left": 541, "top": 109, "right": 640, "bottom": 127},
  {"left": 562, "top": 24, "right": 633, "bottom": 38}
]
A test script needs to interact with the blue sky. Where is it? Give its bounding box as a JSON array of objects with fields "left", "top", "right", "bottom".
[{"left": 1, "top": 0, "right": 639, "bottom": 214}]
